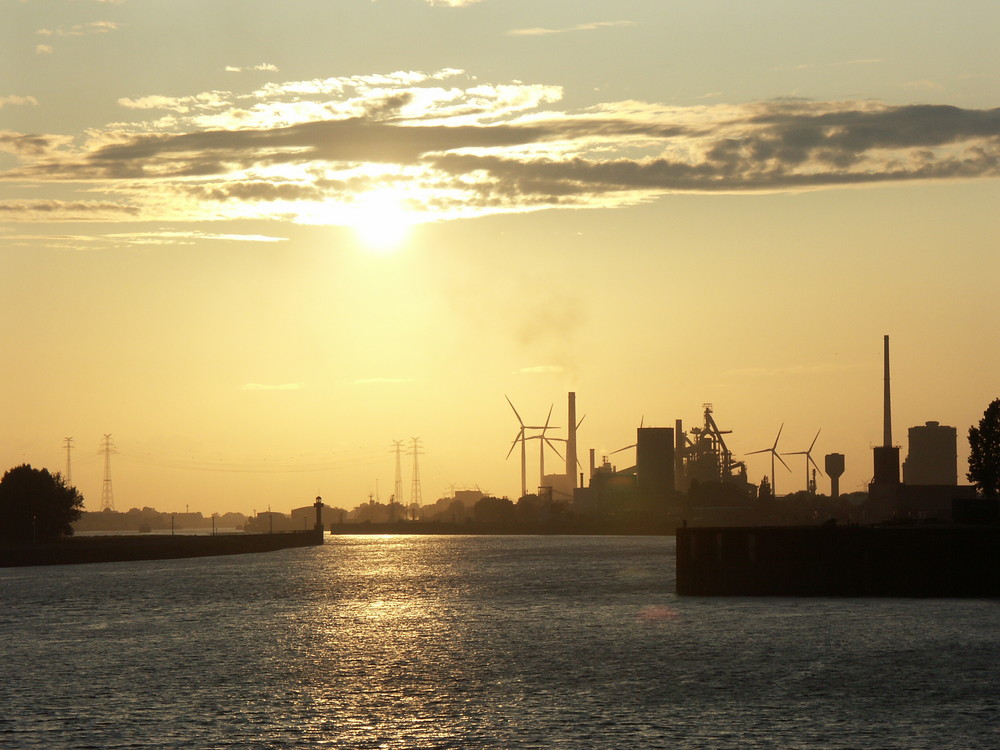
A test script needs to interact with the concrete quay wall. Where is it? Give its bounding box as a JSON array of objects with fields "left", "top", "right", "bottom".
[{"left": 676, "top": 525, "right": 1000, "bottom": 597}]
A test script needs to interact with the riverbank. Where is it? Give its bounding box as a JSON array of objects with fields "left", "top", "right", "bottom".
[{"left": 0, "top": 529, "right": 323, "bottom": 567}]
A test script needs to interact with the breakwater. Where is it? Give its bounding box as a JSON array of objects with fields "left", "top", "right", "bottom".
[
  {"left": 0, "top": 529, "right": 323, "bottom": 567},
  {"left": 676, "top": 524, "right": 1000, "bottom": 597}
]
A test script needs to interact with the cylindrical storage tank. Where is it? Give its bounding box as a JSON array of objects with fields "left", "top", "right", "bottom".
[{"left": 903, "top": 421, "right": 957, "bottom": 485}]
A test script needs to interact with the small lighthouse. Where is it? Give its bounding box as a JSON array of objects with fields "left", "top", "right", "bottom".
[{"left": 314, "top": 495, "right": 324, "bottom": 533}]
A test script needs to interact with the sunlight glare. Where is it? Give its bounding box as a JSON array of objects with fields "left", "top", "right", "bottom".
[{"left": 350, "top": 190, "right": 414, "bottom": 252}]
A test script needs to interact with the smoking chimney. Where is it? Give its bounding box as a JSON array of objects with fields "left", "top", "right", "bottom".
[{"left": 566, "top": 392, "right": 577, "bottom": 489}]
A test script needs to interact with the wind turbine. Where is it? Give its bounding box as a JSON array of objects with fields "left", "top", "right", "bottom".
[
  {"left": 535, "top": 410, "right": 583, "bottom": 480},
  {"left": 783, "top": 429, "right": 824, "bottom": 494},
  {"left": 518, "top": 404, "right": 564, "bottom": 489},
  {"left": 747, "top": 423, "right": 791, "bottom": 497},
  {"left": 505, "top": 396, "right": 548, "bottom": 499}
]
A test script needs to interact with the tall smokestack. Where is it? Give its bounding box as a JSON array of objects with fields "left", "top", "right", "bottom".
[
  {"left": 566, "top": 392, "right": 577, "bottom": 488},
  {"left": 883, "top": 334, "right": 892, "bottom": 448}
]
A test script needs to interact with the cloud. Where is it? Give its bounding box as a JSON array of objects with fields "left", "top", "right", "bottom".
[
  {"left": 0, "top": 229, "right": 285, "bottom": 249},
  {"left": 104, "top": 231, "right": 289, "bottom": 245},
  {"left": 425, "top": 0, "right": 484, "bottom": 6},
  {"left": 0, "top": 200, "right": 140, "bottom": 222},
  {"left": 225, "top": 63, "right": 279, "bottom": 73},
  {"left": 507, "top": 21, "right": 634, "bottom": 37},
  {"left": 0, "top": 131, "right": 73, "bottom": 157},
  {"left": 3, "top": 68, "right": 1000, "bottom": 228},
  {"left": 36, "top": 45, "right": 52, "bottom": 55},
  {"left": 37, "top": 21, "right": 120, "bottom": 37},
  {"left": 242, "top": 383, "right": 304, "bottom": 391},
  {"left": 0, "top": 95, "right": 39, "bottom": 109}
]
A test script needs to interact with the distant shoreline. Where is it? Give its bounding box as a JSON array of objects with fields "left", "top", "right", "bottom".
[
  {"left": 0, "top": 529, "right": 322, "bottom": 568},
  {"left": 327, "top": 520, "right": 678, "bottom": 536}
]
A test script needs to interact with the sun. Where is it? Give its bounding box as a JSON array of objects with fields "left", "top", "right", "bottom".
[{"left": 349, "top": 190, "right": 414, "bottom": 252}]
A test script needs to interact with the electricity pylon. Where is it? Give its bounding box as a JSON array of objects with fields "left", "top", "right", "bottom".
[
  {"left": 99, "top": 434, "right": 118, "bottom": 511},
  {"left": 409, "top": 437, "right": 424, "bottom": 519},
  {"left": 391, "top": 440, "right": 405, "bottom": 508}
]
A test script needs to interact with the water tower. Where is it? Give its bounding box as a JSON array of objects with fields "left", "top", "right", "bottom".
[{"left": 825, "top": 453, "right": 845, "bottom": 498}]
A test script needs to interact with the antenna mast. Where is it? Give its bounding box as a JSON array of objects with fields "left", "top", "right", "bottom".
[
  {"left": 99, "top": 434, "right": 118, "bottom": 511},
  {"left": 64, "top": 437, "right": 74, "bottom": 484}
]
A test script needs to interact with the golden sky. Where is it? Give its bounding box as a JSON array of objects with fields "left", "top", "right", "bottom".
[{"left": 2, "top": 1, "right": 999, "bottom": 514}]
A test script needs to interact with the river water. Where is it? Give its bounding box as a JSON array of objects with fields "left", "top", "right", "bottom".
[{"left": 1, "top": 535, "right": 997, "bottom": 748}]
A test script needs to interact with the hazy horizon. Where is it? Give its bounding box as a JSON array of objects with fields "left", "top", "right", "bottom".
[{"left": 3, "top": 0, "right": 998, "bottom": 515}]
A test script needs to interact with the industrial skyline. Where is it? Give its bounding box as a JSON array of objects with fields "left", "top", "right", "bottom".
[
  {"left": 3, "top": 1, "right": 999, "bottom": 515},
  {"left": 40, "top": 361, "right": 976, "bottom": 516}
]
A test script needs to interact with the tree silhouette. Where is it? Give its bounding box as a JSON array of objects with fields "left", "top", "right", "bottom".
[
  {"left": 473, "top": 495, "right": 514, "bottom": 525},
  {"left": 0, "top": 464, "right": 84, "bottom": 543},
  {"left": 968, "top": 399, "right": 1000, "bottom": 499}
]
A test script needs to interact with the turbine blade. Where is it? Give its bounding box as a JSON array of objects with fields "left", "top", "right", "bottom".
[
  {"left": 505, "top": 395, "right": 525, "bottom": 426},
  {"left": 505, "top": 437, "right": 519, "bottom": 460},
  {"left": 776, "top": 452, "right": 792, "bottom": 472},
  {"left": 809, "top": 429, "right": 821, "bottom": 452},
  {"left": 544, "top": 437, "right": 565, "bottom": 462},
  {"left": 610, "top": 443, "right": 636, "bottom": 455},
  {"left": 772, "top": 423, "right": 784, "bottom": 450},
  {"left": 808, "top": 454, "right": 824, "bottom": 474}
]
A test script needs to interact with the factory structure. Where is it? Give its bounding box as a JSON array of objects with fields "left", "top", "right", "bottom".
[
  {"left": 866, "top": 335, "right": 979, "bottom": 522},
  {"left": 509, "top": 393, "right": 758, "bottom": 526},
  {"left": 513, "top": 336, "right": 984, "bottom": 527}
]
